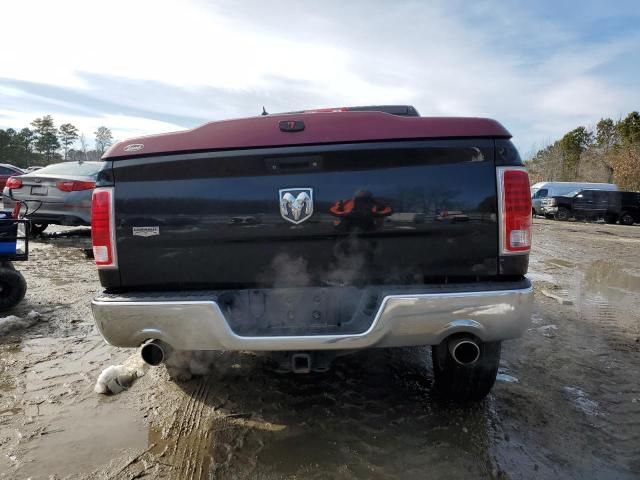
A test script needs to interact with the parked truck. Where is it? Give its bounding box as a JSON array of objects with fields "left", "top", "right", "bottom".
[
  {"left": 90, "top": 106, "right": 533, "bottom": 402},
  {"left": 541, "top": 189, "right": 640, "bottom": 224},
  {"left": 530, "top": 181, "right": 617, "bottom": 217}
]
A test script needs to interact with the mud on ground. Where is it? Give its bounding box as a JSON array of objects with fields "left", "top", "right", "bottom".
[{"left": 0, "top": 221, "right": 639, "bottom": 479}]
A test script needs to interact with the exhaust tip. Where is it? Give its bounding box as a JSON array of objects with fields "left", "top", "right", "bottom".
[
  {"left": 141, "top": 340, "right": 169, "bottom": 366},
  {"left": 449, "top": 338, "right": 481, "bottom": 365}
]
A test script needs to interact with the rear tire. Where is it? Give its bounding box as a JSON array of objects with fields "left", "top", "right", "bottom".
[
  {"left": 555, "top": 207, "right": 570, "bottom": 221},
  {"left": 30, "top": 223, "right": 48, "bottom": 235},
  {"left": 0, "top": 268, "right": 27, "bottom": 311},
  {"left": 620, "top": 211, "right": 635, "bottom": 226},
  {"left": 431, "top": 339, "right": 501, "bottom": 403}
]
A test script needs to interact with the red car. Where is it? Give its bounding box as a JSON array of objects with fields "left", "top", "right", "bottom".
[{"left": 0, "top": 164, "right": 24, "bottom": 190}]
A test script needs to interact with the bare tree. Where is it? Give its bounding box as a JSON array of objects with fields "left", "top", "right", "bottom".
[
  {"left": 79, "top": 133, "right": 88, "bottom": 162},
  {"left": 94, "top": 126, "right": 113, "bottom": 155}
]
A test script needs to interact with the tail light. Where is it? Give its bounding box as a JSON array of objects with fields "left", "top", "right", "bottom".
[
  {"left": 5, "top": 177, "right": 22, "bottom": 189},
  {"left": 497, "top": 167, "right": 532, "bottom": 254},
  {"left": 57, "top": 180, "right": 96, "bottom": 192},
  {"left": 91, "top": 187, "right": 117, "bottom": 268}
]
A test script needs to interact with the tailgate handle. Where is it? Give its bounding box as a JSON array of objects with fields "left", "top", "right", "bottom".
[{"left": 266, "top": 156, "right": 322, "bottom": 172}]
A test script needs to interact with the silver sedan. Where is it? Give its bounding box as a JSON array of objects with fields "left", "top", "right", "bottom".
[{"left": 2, "top": 161, "right": 104, "bottom": 234}]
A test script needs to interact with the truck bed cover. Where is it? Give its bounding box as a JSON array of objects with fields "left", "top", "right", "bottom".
[{"left": 103, "top": 112, "right": 511, "bottom": 159}]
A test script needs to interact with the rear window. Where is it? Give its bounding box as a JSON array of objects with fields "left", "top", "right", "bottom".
[{"left": 32, "top": 162, "right": 103, "bottom": 177}]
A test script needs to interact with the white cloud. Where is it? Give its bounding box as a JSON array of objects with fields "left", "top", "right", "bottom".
[
  {"left": 1, "top": 0, "right": 638, "bottom": 153},
  {"left": 0, "top": 108, "right": 183, "bottom": 146}
]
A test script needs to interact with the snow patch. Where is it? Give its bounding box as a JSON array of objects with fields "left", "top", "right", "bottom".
[
  {"left": 497, "top": 373, "right": 519, "bottom": 383},
  {"left": 537, "top": 324, "right": 558, "bottom": 337},
  {"left": 0, "top": 310, "right": 41, "bottom": 336},
  {"left": 527, "top": 271, "right": 555, "bottom": 283},
  {"left": 563, "top": 386, "right": 599, "bottom": 416},
  {"left": 94, "top": 353, "right": 148, "bottom": 395}
]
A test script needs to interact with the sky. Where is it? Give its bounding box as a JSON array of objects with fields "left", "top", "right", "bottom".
[{"left": 1, "top": 0, "right": 639, "bottom": 156}]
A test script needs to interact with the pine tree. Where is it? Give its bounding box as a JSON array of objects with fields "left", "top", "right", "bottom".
[
  {"left": 58, "top": 123, "right": 79, "bottom": 160},
  {"left": 31, "top": 115, "right": 60, "bottom": 163}
]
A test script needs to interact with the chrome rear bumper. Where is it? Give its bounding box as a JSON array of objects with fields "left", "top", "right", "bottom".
[{"left": 92, "top": 281, "right": 533, "bottom": 351}]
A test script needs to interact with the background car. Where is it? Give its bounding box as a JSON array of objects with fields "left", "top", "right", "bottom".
[
  {"left": 2, "top": 161, "right": 104, "bottom": 234},
  {"left": 0, "top": 164, "right": 25, "bottom": 190},
  {"left": 24, "top": 166, "right": 43, "bottom": 173}
]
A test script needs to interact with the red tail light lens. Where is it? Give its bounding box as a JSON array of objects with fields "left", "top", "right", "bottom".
[
  {"left": 5, "top": 177, "right": 22, "bottom": 189},
  {"left": 57, "top": 180, "right": 96, "bottom": 192},
  {"left": 498, "top": 168, "right": 532, "bottom": 254},
  {"left": 91, "top": 188, "right": 117, "bottom": 268}
]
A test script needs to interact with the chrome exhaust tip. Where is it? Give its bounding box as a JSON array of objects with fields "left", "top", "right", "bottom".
[
  {"left": 448, "top": 337, "right": 481, "bottom": 366},
  {"left": 141, "top": 339, "right": 172, "bottom": 366}
]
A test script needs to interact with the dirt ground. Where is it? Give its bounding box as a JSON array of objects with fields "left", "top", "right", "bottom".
[{"left": 0, "top": 220, "right": 639, "bottom": 480}]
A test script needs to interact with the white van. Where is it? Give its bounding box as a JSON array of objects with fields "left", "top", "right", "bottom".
[{"left": 531, "top": 182, "right": 618, "bottom": 215}]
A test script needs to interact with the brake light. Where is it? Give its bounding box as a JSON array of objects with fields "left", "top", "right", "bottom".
[
  {"left": 5, "top": 177, "right": 22, "bottom": 189},
  {"left": 57, "top": 180, "right": 96, "bottom": 192},
  {"left": 498, "top": 167, "right": 532, "bottom": 254},
  {"left": 91, "top": 188, "right": 117, "bottom": 268}
]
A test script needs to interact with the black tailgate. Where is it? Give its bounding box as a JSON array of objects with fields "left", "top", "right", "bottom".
[{"left": 110, "top": 139, "right": 499, "bottom": 290}]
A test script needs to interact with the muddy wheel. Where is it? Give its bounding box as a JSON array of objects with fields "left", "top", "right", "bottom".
[
  {"left": 30, "top": 223, "right": 48, "bottom": 235},
  {"left": 620, "top": 211, "right": 635, "bottom": 226},
  {"left": 555, "top": 207, "right": 570, "bottom": 221},
  {"left": 0, "top": 268, "right": 27, "bottom": 311},
  {"left": 432, "top": 339, "right": 501, "bottom": 403}
]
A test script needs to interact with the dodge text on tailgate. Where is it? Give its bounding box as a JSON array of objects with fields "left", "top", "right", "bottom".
[{"left": 90, "top": 106, "right": 533, "bottom": 402}]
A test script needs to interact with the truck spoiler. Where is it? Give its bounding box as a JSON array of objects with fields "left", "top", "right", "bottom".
[{"left": 103, "top": 112, "right": 512, "bottom": 160}]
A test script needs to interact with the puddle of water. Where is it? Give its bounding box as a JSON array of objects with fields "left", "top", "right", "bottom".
[
  {"left": 15, "top": 398, "right": 147, "bottom": 479},
  {"left": 583, "top": 260, "right": 640, "bottom": 301},
  {"left": 578, "top": 260, "right": 640, "bottom": 338}
]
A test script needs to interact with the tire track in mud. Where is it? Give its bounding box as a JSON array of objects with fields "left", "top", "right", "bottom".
[
  {"left": 157, "top": 374, "right": 253, "bottom": 479},
  {"left": 167, "top": 378, "right": 213, "bottom": 479}
]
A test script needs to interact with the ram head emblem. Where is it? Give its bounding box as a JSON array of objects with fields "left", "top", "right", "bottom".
[{"left": 279, "top": 188, "right": 314, "bottom": 224}]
